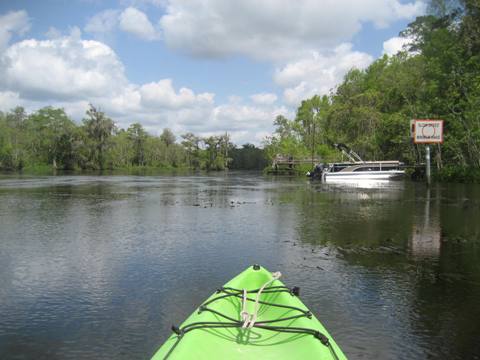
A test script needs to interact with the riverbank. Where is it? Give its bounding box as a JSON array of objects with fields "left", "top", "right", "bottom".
[
  {"left": 433, "top": 165, "right": 480, "bottom": 183},
  {"left": 3, "top": 162, "right": 480, "bottom": 184},
  {"left": 0, "top": 164, "right": 193, "bottom": 176}
]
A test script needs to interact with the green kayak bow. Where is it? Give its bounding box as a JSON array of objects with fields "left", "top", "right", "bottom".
[{"left": 151, "top": 265, "right": 347, "bottom": 359}]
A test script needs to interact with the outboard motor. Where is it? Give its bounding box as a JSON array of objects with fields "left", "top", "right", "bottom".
[{"left": 307, "top": 163, "right": 325, "bottom": 180}]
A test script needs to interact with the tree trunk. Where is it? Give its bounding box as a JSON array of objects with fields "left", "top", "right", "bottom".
[{"left": 436, "top": 143, "right": 442, "bottom": 169}]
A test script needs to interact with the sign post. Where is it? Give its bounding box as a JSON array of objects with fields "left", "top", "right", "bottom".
[
  {"left": 412, "top": 119, "right": 444, "bottom": 186},
  {"left": 425, "top": 145, "right": 431, "bottom": 185}
]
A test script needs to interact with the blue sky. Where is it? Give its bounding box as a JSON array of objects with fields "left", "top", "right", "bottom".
[{"left": 0, "top": 0, "right": 425, "bottom": 144}]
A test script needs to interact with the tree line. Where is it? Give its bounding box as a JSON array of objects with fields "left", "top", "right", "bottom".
[
  {"left": 0, "top": 104, "right": 267, "bottom": 172},
  {"left": 264, "top": 0, "right": 480, "bottom": 181}
]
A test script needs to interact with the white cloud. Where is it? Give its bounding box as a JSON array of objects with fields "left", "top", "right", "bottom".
[
  {"left": 216, "top": 104, "right": 291, "bottom": 144},
  {"left": 119, "top": 7, "right": 159, "bottom": 40},
  {"left": 139, "top": 79, "right": 214, "bottom": 109},
  {"left": 227, "top": 95, "right": 243, "bottom": 105},
  {"left": 0, "top": 29, "right": 208, "bottom": 113},
  {"left": 383, "top": 36, "right": 414, "bottom": 56},
  {"left": 183, "top": 101, "right": 291, "bottom": 144},
  {"left": 391, "top": 1, "right": 425, "bottom": 19},
  {"left": 0, "top": 91, "right": 20, "bottom": 111},
  {"left": 45, "top": 26, "right": 62, "bottom": 39},
  {"left": 0, "top": 10, "right": 30, "bottom": 51},
  {"left": 0, "top": 35, "right": 127, "bottom": 101},
  {"left": 274, "top": 44, "right": 373, "bottom": 105},
  {"left": 250, "top": 93, "right": 277, "bottom": 105},
  {"left": 159, "top": 0, "right": 425, "bottom": 61},
  {"left": 213, "top": 104, "right": 281, "bottom": 131},
  {"left": 84, "top": 9, "right": 120, "bottom": 35},
  {"left": 85, "top": 7, "right": 160, "bottom": 41}
]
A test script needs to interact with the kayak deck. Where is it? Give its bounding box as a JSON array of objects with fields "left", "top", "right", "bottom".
[{"left": 151, "top": 265, "right": 347, "bottom": 359}]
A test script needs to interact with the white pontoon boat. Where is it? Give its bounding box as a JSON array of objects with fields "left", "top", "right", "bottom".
[{"left": 308, "top": 144, "right": 405, "bottom": 181}]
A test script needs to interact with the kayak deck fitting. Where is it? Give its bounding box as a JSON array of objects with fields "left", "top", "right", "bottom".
[{"left": 151, "top": 265, "right": 347, "bottom": 359}]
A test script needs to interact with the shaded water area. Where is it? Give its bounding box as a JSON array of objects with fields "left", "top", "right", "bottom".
[{"left": 0, "top": 173, "right": 479, "bottom": 359}]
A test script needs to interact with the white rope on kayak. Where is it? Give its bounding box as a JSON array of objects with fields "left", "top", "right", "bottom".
[
  {"left": 240, "top": 289, "right": 249, "bottom": 325},
  {"left": 241, "top": 271, "right": 282, "bottom": 328}
]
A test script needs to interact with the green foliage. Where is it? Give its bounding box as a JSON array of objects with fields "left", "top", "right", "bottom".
[
  {"left": 263, "top": 115, "right": 308, "bottom": 160},
  {"left": 160, "top": 128, "right": 176, "bottom": 147},
  {"left": 295, "top": 95, "right": 330, "bottom": 162},
  {"left": 230, "top": 144, "right": 268, "bottom": 170},
  {"left": 203, "top": 133, "right": 233, "bottom": 171},
  {"left": 435, "top": 164, "right": 480, "bottom": 183},
  {"left": 127, "top": 123, "right": 148, "bottom": 166},
  {"left": 82, "top": 104, "right": 116, "bottom": 169},
  {"left": 0, "top": 105, "right": 254, "bottom": 172},
  {"left": 26, "top": 107, "right": 79, "bottom": 169},
  {"left": 0, "top": 107, "right": 28, "bottom": 170},
  {"left": 181, "top": 132, "right": 202, "bottom": 169}
]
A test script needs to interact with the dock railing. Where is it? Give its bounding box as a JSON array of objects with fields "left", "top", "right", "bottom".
[{"left": 271, "top": 155, "right": 320, "bottom": 169}]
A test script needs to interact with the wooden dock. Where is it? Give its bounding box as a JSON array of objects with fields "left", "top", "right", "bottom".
[{"left": 269, "top": 155, "right": 319, "bottom": 174}]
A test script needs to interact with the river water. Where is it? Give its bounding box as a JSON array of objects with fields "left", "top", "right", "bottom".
[{"left": 0, "top": 173, "right": 479, "bottom": 359}]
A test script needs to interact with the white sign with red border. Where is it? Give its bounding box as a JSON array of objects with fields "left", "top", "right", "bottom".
[{"left": 413, "top": 119, "right": 444, "bottom": 144}]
